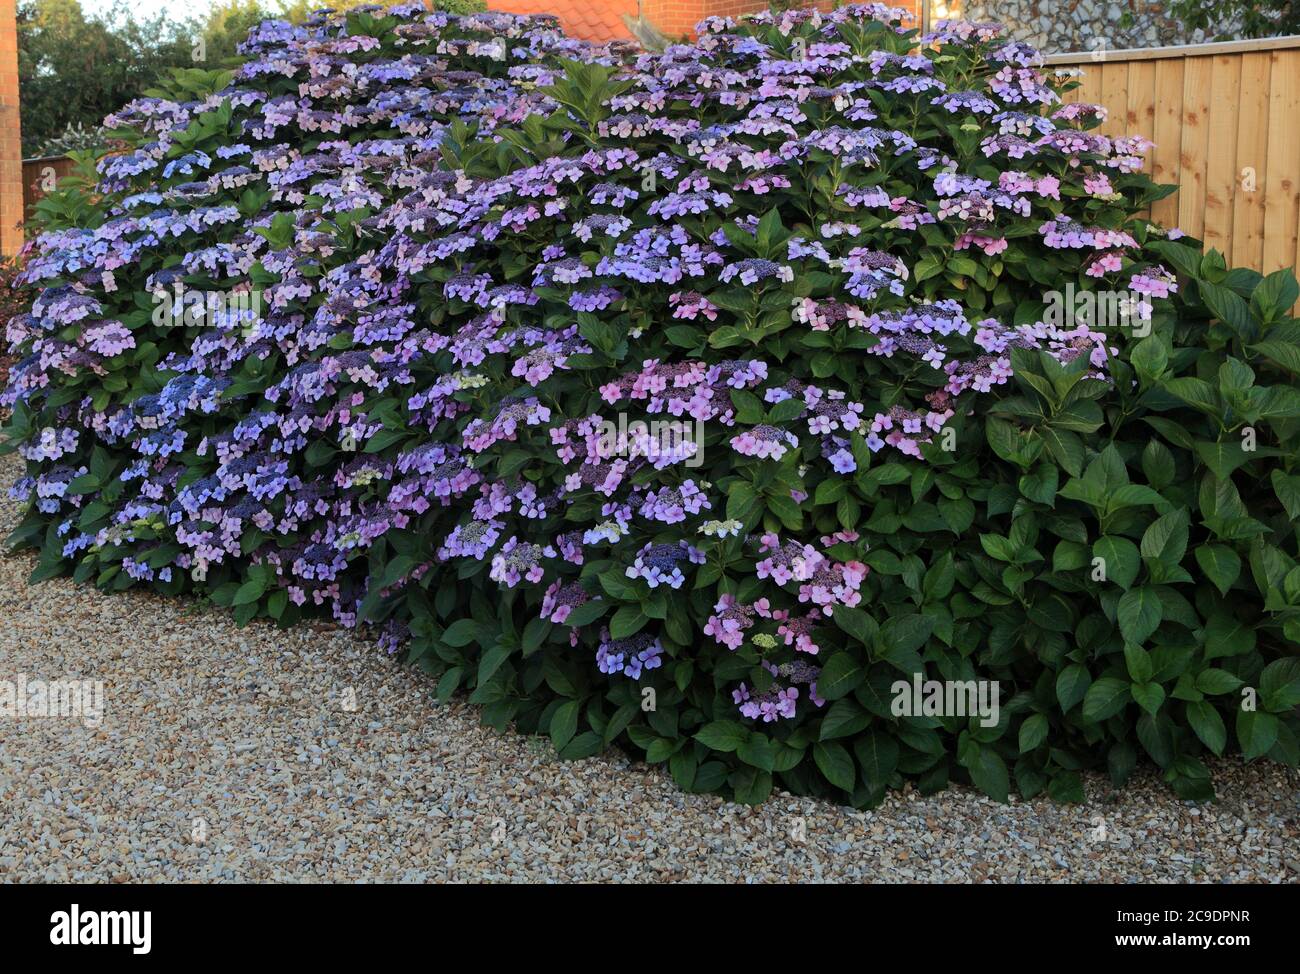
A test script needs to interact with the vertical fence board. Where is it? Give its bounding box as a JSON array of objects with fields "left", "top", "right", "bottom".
[
  {"left": 1150, "top": 56, "right": 1184, "bottom": 230},
  {"left": 1178, "top": 56, "right": 1212, "bottom": 239},
  {"left": 1124, "top": 60, "right": 1156, "bottom": 136},
  {"left": 1263, "top": 48, "right": 1300, "bottom": 273},
  {"left": 1101, "top": 61, "right": 1128, "bottom": 139},
  {"left": 1126, "top": 60, "right": 1157, "bottom": 219},
  {"left": 1202, "top": 54, "right": 1242, "bottom": 255},
  {"left": 1077, "top": 59, "right": 1104, "bottom": 106},
  {"left": 1231, "top": 52, "right": 1271, "bottom": 270}
]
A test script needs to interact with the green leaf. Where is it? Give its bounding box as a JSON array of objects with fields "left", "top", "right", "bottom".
[
  {"left": 602, "top": 703, "right": 638, "bottom": 746},
  {"left": 435, "top": 667, "right": 463, "bottom": 704},
  {"left": 1139, "top": 509, "right": 1188, "bottom": 564},
  {"left": 1260, "top": 658, "right": 1300, "bottom": 711},
  {"left": 755, "top": 207, "right": 786, "bottom": 256},
  {"left": 1250, "top": 267, "right": 1299, "bottom": 321},
  {"left": 1052, "top": 540, "right": 1088, "bottom": 573},
  {"left": 1040, "top": 426, "right": 1084, "bottom": 477},
  {"left": 643, "top": 737, "right": 676, "bottom": 764},
  {"left": 1236, "top": 710, "right": 1279, "bottom": 761},
  {"left": 1149, "top": 239, "right": 1202, "bottom": 278},
  {"left": 816, "top": 651, "right": 865, "bottom": 700},
  {"left": 441, "top": 618, "right": 482, "bottom": 648},
  {"left": 725, "top": 481, "right": 759, "bottom": 521},
  {"left": 960, "top": 743, "right": 1009, "bottom": 802},
  {"left": 1199, "top": 280, "right": 1255, "bottom": 339},
  {"left": 1194, "top": 440, "right": 1250, "bottom": 481},
  {"left": 664, "top": 325, "right": 700, "bottom": 348},
  {"left": 1136, "top": 712, "right": 1174, "bottom": 767},
  {"left": 730, "top": 768, "right": 773, "bottom": 805},
  {"left": 854, "top": 730, "right": 899, "bottom": 789},
  {"left": 694, "top": 721, "right": 750, "bottom": 753},
  {"left": 232, "top": 577, "right": 268, "bottom": 607},
  {"left": 1130, "top": 681, "right": 1165, "bottom": 716},
  {"left": 986, "top": 416, "right": 1036, "bottom": 467},
  {"left": 730, "top": 388, "right": 766, "bottom": 424},
  {"left": 980, "top": 533, "right": 1019, "bottom": 562},
  {"left": 1018, "top": 713, "right": 1048, "bottom": 753},
  {"left": 1218, "top": 357, "right": 1255, "bottom": 397},
  {"left": 1141, "top": 439, "right": 1176, "bottom": 489},
  {"left": 1194, "top": 545, "right": 1241, "bottom": 596},
  {"left": 1251, "top": 339, "right": 1300, "bottom": 375},
  {"left": 66, "top": 474, "right": 101, "bottom": 496},
  {"left": 819, "top": 698, "right": 870, "bottom": 740},
  {"left": 1196, "top": 667, "right": 1243, "bottom": 695},
  {"left": 1056, "top": 664, "right": 1091, "bottom": 712},
  {"left": 1130, "top": 336, "right": 1168, "bottom": 379},
  {"left": 1124, "top": 643, "right": 1153, "bottom": 683},
  {"left": 1270, "top": 470, "right": 1300, "bottom": 520},
  {"left": 558, "top": 731, "right": 602, "bottom": 761},
  {"left": 550, "top": 700, "right": 579, "bottom": 751},
  {"left": 766, "top": 396, "right": 805, "bottom": 424},
  {"left": 1108, "top": 740, "right": 1137, "bottom": 786},
  {"left": 737, "top": 735, "right": 775, "bottom": 772},
  {"left": 1117, "top": 587, "right": 1163, "bottom": 644},
  {"left": 1269, "top": 722, "right": 1300, "bottom": 765},
  {"left": 914, "top": 253, "right": 943, "bottom": 281},
  {"left": 1163, "top": 376, "right": 1219, "bottom": 415},
  {"left": 1093, "top": 536, "right": 1140, "bottom": 590},
  {"left": 1019, "top": 464, "right": 1058, "bottom": 505},
  {"left": 1252, "top": 384, "right": 1300, "bottom": 419},
  {"left": 1186, "top": 700, "right": 1226, "bottom": 755},
  {"left": 878, "top": 614, "right": 933, "bottom": 657},
  {"left": 938, "top": 495, "right": 976, "bottom": 533},
  {"left": 833, "top": 605, "right": 877, "bottom": 645},
  {"left": 609, "top": 604, "right": 647, "bottom": 638},
  {"left": 1047, "top": 770, "right": 1085, "bottom": 803},
  {"left": 813, "top": 741, "right": 855, "bottom": 792},
  {"left": 1204, "top": 613, "right": 1256, "bottom": 659},
  {"left": 1107, "top": 483, "right": 1162, "bottom": 513},
  {"left": 477, "top": 643, "right": 512, "bottom": 684},
  {"left": 563, "top": 598, "right": 607, "bottom": 628},
  {"left": 1082, "top": 677, "right": 1130, "bottom": 722}
]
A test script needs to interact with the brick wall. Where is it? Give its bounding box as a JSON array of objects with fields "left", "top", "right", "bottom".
[
  {"left": 0, "top": 0, "right": 22, "bottom": 256},
  {"left": 641, "top": 0, "right": 923, "bottom": 41}
]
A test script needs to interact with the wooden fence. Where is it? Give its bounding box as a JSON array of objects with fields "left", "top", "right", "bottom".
[
  {"left": 1047, "top": 36, "right": 1300, "bottom": 276},
  {"left": 21, "top": 154, "right": 77, "bottom": 225}
]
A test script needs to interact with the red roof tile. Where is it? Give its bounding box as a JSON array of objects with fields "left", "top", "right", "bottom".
[{"left": 490, "top": 1, "right": 639, "bottom": 42}]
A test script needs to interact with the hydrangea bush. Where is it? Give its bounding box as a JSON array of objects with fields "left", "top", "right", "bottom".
[{"left": 5, "top": 3, "right": 1300, "bottom": 806}]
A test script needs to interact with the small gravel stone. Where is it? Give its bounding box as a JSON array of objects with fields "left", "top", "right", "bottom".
[{"left": 1, "top": 450, "right": 1296, "bottom": 882}]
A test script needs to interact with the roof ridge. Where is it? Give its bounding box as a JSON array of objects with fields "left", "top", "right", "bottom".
[{"left": 488, "top": 2, "right": 640, "bottom": 42}]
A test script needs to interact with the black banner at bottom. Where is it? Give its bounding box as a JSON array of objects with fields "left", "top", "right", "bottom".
[{"left": 0, "top": 881, "right": 1289, "bottom": 959}]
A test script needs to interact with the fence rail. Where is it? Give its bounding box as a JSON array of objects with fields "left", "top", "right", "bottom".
[{"left": 1049, "top": 36, "right": 1300, "bottom": 275}]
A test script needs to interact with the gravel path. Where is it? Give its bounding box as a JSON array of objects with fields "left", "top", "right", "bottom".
[{"left": 1, "top": 450, "right": 1297, "bottom": 882}]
